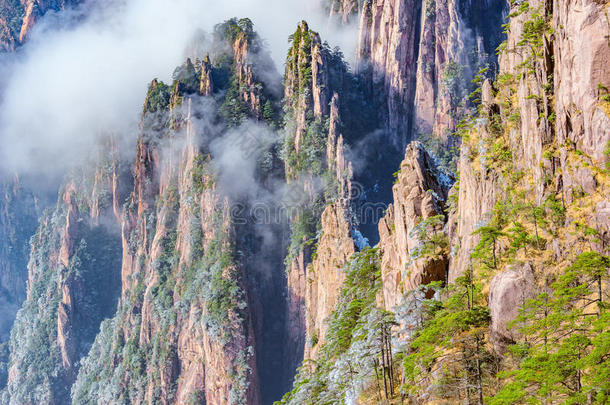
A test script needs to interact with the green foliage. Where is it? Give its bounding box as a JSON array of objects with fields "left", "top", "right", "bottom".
[
  {"left": 215, "top": 18, "right": 256, "bottom": 44},
  {"left": 191, "top": 154, "right": 213, "bottom": 195},
  {"left": 72, "top": 151, "right": 252, "bottom": 404},
  {"left": 0, "top": 0, "right": 25, "bottom": 45},
  {"left": 599, "top": 83, "right": 610, "bottom": 103},
  {"left": 172, "top": 59, "right": 200, "bottom": 94},
  {"left": 263, "top": 99, "right": 277, "bottom": 127},
  {"left": 219, "top": 77, "right": 250, "bottom": 127},
  {"left": 517, "top": 11, "right": 547, "bottom": 50},
  {"left": 442, "top": 61, "right": 467, "bottom": 110},
  {"left": 324, "top": 248, "right": 383, "bottom": 355},
  {"left": 418, "top": 132, "right": 460, "bottom": 173},
  {"left": 410, "top": 215, "right": 449, "bottom": 262},
  {"left": 401, "top": 270, "right": 495, "bottom": 402},
  {"left": 3, "top": 210, "right": 68, "bottom": 403},
  {"left": 491, "top": 252, "right": 610, "bottom": 404},
  {"left": 472, "top": 224, "right": 505, "bottom": 271},
  {"left": 278, "top": 248, "right": 397, "bottom": 404},
  {"left": 288, "top": 119, "right": 328, "bottom": 177},
  {"left": 285, "top": 207, "right": 318, "bottom": 267},
  {"left": 287, "top": 23, "right": 315, "bottom": 96},
  {"left": 144, "top": 80, "right": 171, "bottom": 114},
  {"left": 282, "top": 116, "right": 331, "bottom": 270}
]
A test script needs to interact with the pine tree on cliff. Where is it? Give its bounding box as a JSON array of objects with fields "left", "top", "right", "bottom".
[
  {"left": 401, "top": 269, "right": 494, "bottom": 404},
  {"left": 491, "top": 252, "right": 610, "bottom": 404}
]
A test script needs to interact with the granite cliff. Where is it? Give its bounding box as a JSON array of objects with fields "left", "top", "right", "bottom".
[{"left": 0, "top": 1, "right": 608, "bottom": 404}]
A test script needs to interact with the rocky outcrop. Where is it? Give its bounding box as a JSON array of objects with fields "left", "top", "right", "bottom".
[
  {"left": 81, "top": 93, "right": 259, "bottom": 404},
  {"left": 304, "top": 202, "right": 355, "bottom": 359},
  {"left": 1, "top": 3, "right": 607, "bottom": 403},
  {"left": 378, "top": 142, "right": 452, "bottom": 310},
  {"left": 0, "top": 177, "right": 39, "bottom": 345},
  {"left": 283, "top": 22, "right": 337, "bottom": 371},
  {"left": 355, "top": 0, "right": 507, "bottom": 149},
  {"left": 0, "top": 0, "right": 81, "bottom": 50},
  {"left": 0, "top": 0, "right": 25, "bottom": 51},
  {"left": 326, "top": 0, "right": 361, "bottom": 24},
  {"left": 284, "top": 21, "right": 331, "bottom": 162},
  {"left": 488, "top": 263, "right": 535, "bottom": 354},
  {"left": 356, "top": 0, "right": 422, "bottom": 150},
  {"left": 3, "top": 45, "right": 273, "bottom": 403},
  {"left": 214, "top": 18, "right": 279, "bottom": 120},
  {"left": 55, "top": 183, "right": 82, "bottom": 380},
  {"left": 449, "top": 0, "right": 610, "bottom": 281},
  {"left": 553, "top": 0, "right": 610, "bottom": 203},
  {"left": 2, "top": 147, "right": 124, "bottom": 405},
  {"left": 200, "top": 54, "right": 214, "bottom": 96},
  {"left": 232, "top": 31, "right": 263, "bottom": 118},
  {"left": 283, "top": 22, "right": 364, "bottom": 371},
  {"left": 20, "top": 0, "right": 82, "bottom": 41},
  {"left": 447, "top": 145, "right": 499, "bottom": 282},
  {"left": 446, "top": 79, "right": 499, "bottom": 281}
]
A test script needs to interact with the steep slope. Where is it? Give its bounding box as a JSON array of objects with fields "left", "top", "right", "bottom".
[
  {"left": 1, "top": 147, "right": 125, "bottom": 405},
  {"left": 355, "top": 0, "right": 507, "bottom": 153},
  {"left": 449, "top": 0, "right": 610, "bottom": 282},
  {"left": 0, "top": 178, "right": 40, "bottom": 390},
  {"left": 0, "top": 0, "right": 82, "bottom": 395},
  {"left": 280, "top": 0, "right": 609, "bottom": 403},
  {"left": 278, "top": 142, "right": 453, "bottom": 404},
  {"left": 0, "top": 1, "right": 607, "bottom": 404},
  {"left": 282, "top": 21, "right": 354, "bottom": 370},
  {"left": 74, "top": 95, "right": 259, "bottom": 405},
  {"left": 0, "top": 0, "right": 81, "bottom": 50},
  {"left": 73, "top": 20, "right": 285, "bottom": 405},
  {"left": 1, "top": 17, "right": 289, "bottom": 405},
  {"left": 377, "top": 142, "right": 453, "bottom": 310}
]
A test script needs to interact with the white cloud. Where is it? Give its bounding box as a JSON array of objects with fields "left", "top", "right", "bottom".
[{"left": 0, "top": 0, "right": 357, "bottom": 176}]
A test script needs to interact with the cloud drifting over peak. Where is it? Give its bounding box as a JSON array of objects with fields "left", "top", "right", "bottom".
[{"left": 0, "top": 0, "right": 356, "bottom": 177}]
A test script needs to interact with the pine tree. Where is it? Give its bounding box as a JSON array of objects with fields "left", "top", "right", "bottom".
[
  {"left": 401, "top": 270, "right": 494, "bottom": 403},
  {"left": 472, "top": 225, "right": 505, "bottom": 271},
  {"left": 491, "top": 252, "right": 610, "bottom": 404}
]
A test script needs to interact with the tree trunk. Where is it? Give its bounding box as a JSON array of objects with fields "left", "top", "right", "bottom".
[
  {"left": 476, "top": 337, "right": 484, "bottom": 405},
  {"left": 373, "top": 359, "right": 383, "bottom": 402}
]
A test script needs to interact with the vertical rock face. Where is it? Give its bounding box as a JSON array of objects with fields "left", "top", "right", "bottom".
[
  {"left": 282, "top": 21, "right": 366, "bottom": 373},
  {"left": 449, "top": 0, "right": 609, "bottom": 283},
  {"left": 0, "top": 0, "right": 25, "bottom": 51},
  {"left": 447, "top": 145, "right": 499, "bottom": 282},
  {"left": 304, "top": 202, "right": 355, "bottom": 359},
  {"left": 355, "top": 0, "right": 507, "bottom": 148},
  {"left": 0, "top": 1, "right": 607, "bottom": 403},
  {"left": 2, "top": 18, "right": 283, "bottom": 400},
  {"left": 448, "top": 0, "right": 610, "bottom": 360},
  {"left": 72, "top": 87, "right": 260, "bottom": 405},
  {"left": 356, "top": 0, "right": 422, "bottom": 150},
  {"left": 0, "top": 0, "right": 81, "bottom": 50},
  {"left": 415, "top": 0, "right": 507, "bottom": 139},
  {"left": 2, "top": 147, "right": 124, "bottom": 405},
  {"left": 378, "top": 142, "right": 452, "bottom": 310},
  {"left": 446, "top": 80, "right": 499, "bottom": 281},
  {"left": 0, "top": 177, "right": 40, "bottom": 393},
  {"left": 326, "top": 0, "right": 361, "bottom": 24},
  {"left": 0, "top": 178, "right": 39, "bottom": 343},
  {"left": 302, "top": 109, "right": 357, "bottom": 358},
  {"left": 282, "top": 21, "right": 334, "bottom": 370},
  {"left": 284, "top": 21, "right": 331, "bottom": 161},
  {"left": 200, "top": 54, "right": 214, "bottom": 96},
  {"left": 553, "top": 0, "right": 610, "bottom": 199},
  {"left": 232, "top": 33, "right": 263, "bottom": 118}
]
